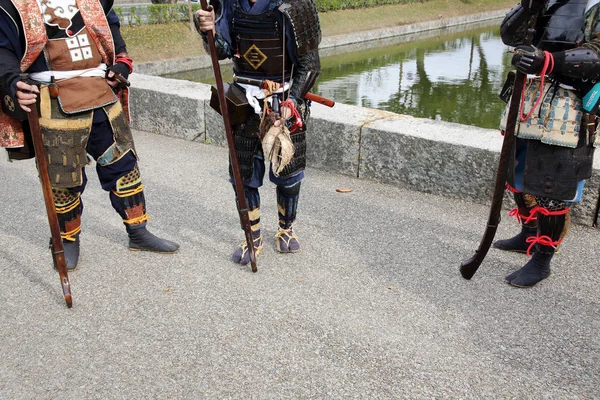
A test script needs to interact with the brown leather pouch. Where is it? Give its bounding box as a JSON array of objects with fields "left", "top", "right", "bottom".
[{"left": 210, "top": 83, "right": 251, "bottom": 125}]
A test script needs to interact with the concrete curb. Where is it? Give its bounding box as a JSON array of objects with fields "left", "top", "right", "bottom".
[
  {"left": 135, "top": 9, "right": 509, "bottom": 76},
  {"left": 128, "top": 73, "right": 600, "bottom": 226}
]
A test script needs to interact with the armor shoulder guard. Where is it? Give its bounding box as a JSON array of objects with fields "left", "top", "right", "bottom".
[
  {"left": 500, "top": 4, "right": 528, "bottom": 47},
  {"left": 278, "top": 0, "right": 321, "bottom": 56}
]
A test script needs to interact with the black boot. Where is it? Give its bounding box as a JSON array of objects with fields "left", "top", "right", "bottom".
[
  {"left": 493, "top": 224, "right": 537, "bottom": 253},
  {"left": 127, "top": 225, "right": 180, "bottom": 253},
  {"left": 63, "top": 235, "right": 80, "bottom": 270},
  {"left": 506, "top": 251, "right": 552, "bottom": 287},
  {"left": 494, "top": 192, "right": 537, "bottom": 253},
  {"left": 50, "top": 235, "right": 80, "bottom": 271},
  {"left": 506, "top": 206, "right": 567, "bottom": 288}
]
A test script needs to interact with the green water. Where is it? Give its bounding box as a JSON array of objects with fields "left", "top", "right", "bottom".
[{"left": 164, "top": 25, "right": 512, "bottom": 130}]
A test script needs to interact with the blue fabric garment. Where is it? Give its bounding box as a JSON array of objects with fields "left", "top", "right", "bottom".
[{"left": 229, "top": 155, "right": 304, "bottom": 189}]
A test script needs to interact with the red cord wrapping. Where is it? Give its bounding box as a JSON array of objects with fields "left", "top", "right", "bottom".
[
  {"left": 519, "top": 51, "right": 554, "bottom": 122},
  {"left": 525, "top": 235, "right": 562, "bottom": 256},
  {"left": 115, "top": 53, "right": 134, "bottom": 74},
  {"left": 522, "top": 205, "right": 569, "bottom": 225}
]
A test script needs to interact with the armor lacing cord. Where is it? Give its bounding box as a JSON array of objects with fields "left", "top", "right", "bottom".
[
  {"left": 238, "top": 235, "right": 263, "bottom": 258},
  {"left": 520, "top": 51, "right": 555, "bottom": 122},
  {"left": 275, "top": 227, "right": 299, "bottom": 247},
  {"left": 122, "top": 214, "right": 151, "bottom": 226},
  {"left": 505, "top": 183, "right": 520, "bottom": 193},
  {"left": 525, "top": 235, "right": 562, "bottom": 256},
  {"left": 509, "top": 207, "right": 535, "bottom": 224},
  {"left": 522, "top": 206, "right": 570, "bottom": 225},
  {"left": 280, "top": 99, "right": 303, "bottom": 132}
]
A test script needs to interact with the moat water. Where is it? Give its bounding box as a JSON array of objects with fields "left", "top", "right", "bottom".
[{"left": 164, "top": 25, "right": 512, "bottom": 130}]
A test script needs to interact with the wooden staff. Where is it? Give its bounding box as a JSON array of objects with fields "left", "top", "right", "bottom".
[
  {"left": 200, "top": 0, "right": 257, "bottom": 272},
  {"left": 21, "top": 74, "right": 73, "bottom": 306},
  {"left": 460, "top": 14, "right": 538, "bottom": 280}
]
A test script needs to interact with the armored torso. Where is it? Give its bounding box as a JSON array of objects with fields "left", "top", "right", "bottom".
[
  {"left": 536, "top": 0, "right": 588, "bottom": 52},
  {"left": 231, "top": 0, "right": 292, "bottom": 81}
]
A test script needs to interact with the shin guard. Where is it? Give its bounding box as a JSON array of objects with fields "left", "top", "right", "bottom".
[
  {"left": 52, "top": 187, "right": 82, "bottom": 270},
  {"left": 232, "top": 187, "right": 263, "bottom": 265},
  {"left": 276, "top": 182, "right": 301, "bottom": 253},
  {"left": 507, "top": 200, "right": 568, "bottom": 288}
]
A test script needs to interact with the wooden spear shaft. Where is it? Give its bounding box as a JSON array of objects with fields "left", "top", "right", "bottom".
[
  {"left": 199, "top": 0, "right": 257, "bottom": 272},
  {"left": 21, "top": 74, "right": 73, "bottom": 307}
]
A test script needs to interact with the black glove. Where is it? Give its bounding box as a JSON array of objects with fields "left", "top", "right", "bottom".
[
  {"left": 107, "top": 62, "right": 130, "bottom": 81},
  {"left": 520, "top": 0, "right": 546, "bottom": 12},
  {"left": 512, "top": 45, "right": 546, "bottom": 75}
]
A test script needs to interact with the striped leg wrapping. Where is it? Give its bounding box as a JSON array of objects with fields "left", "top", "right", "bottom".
[
  {"left": 52, "top": 187, "right": 82, "bottom": 241},
  {"left": 112, "top": 167, "right": 149, "bottom": 226}
]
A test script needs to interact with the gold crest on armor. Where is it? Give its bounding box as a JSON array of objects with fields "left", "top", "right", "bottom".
[
  {"left": 243, "top": 44, "right": 268, "bottom": 70},
  {"left": 4, "top": 95, "right": 15, "bottom": 112}
]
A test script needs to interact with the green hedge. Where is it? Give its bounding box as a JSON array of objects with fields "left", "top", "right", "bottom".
[
  {"left": 315, "top": 0, "right": 429, "bottom": 12},
  {"left": 114, "top": 4, "right": 202, "bottom": 26},
  {"left": 114, "top": 0, "right": 429, "bottom": 25}
]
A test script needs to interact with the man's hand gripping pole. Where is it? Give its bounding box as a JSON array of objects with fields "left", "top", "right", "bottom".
[
  {"left": 200, "top": 0, "right": 257, "bottom": 272},
  {"left": 21, "top": 74, "right": 73, "bottom": 307}
]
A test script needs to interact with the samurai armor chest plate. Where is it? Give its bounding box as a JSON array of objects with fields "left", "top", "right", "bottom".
[
  {"left": 232, "top": 3, "right": 292, "bottom": 79},
  {"left": 536, "top": 0, "right": 588, "bottom": 52}
]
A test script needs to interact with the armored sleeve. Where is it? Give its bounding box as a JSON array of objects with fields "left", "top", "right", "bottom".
[
  {"left": 197, "top": 0, "right": 233, "bottom": 60},
  {"left": 290, "top": 48, "right": 321, "bottom": 101},
  {"left": 500, "top": 4, "right": 529, "bottom": 47},
  {"left": 551, "top": 6, "right": 600, "bottom": 80},
  {"left": 201, "top": 31, "right": 233, "bottom": 60}
]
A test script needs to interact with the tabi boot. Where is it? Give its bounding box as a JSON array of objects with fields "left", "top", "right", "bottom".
[
  {"left": 112, "top": 168, "right": 179, "bottom": 254},
  {"left": 63, "top": 234, "right": 80, "bottom": 270},
  {"left": 493, "top": 192, "right": 537, "bottom": 253},
  {"left": 276, "top": 182, "right": 301, "bottom": 253},
  {"left": 506, "top": 208, "right": 567, "bottom": 288},
  {"left": 232, "top": 230, "right": 263, "bottom": 265},
  {"left": 232, "top": 188, "right": 262, "bottom": 265},
  {"left": 52, "top": 188, "right": 83, "bottom": 271},
  {"left": 493, "top": 224, "right": 537, "bottom": 253},
  {"left": 127, "top": 225, "right": 180, "bottom": 253}
]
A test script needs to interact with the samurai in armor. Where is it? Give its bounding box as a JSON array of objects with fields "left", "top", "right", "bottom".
[
  {"left": 494, "top": 0, "right": 599, "bottom": 287},
  {"left": 195, "top": 0, "right": 321, "bottom": 265},
  {"left": 0, "top": 0, "right": 179, "bottom": 270}
]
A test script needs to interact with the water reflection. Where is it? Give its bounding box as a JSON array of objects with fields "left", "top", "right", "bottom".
[
  {"left": 164, "top": 25, "right": 512, "bottom": 130},
  {"left": 313, "top": 26, "right": 512, "bottom": 129}
]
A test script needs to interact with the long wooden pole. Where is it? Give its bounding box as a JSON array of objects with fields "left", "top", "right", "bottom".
[
  {"left": 21, "top": 74, "right": 73, "bottom": 306},
  {"left": 199, "top": 0, "right": 257, "bottom": 272},
  {"left": 460, "top": 14, "right": 538, "bottom": 280}
]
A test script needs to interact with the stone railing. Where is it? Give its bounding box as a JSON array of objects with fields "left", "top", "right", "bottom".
[{"left": 128, "top": 73, "right": 600, "bottom": 226}]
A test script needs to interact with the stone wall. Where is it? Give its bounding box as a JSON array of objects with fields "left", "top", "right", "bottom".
[{"left": 129, "top": 73, "right": 600, "bottom": 226}]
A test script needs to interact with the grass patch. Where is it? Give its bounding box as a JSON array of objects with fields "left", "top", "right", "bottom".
[
  {"left": 122, "top": 0, "right": 516, "bottom": 63},
  {"left": 123, "top": 22, "right": 206, "bottom": 63}
]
